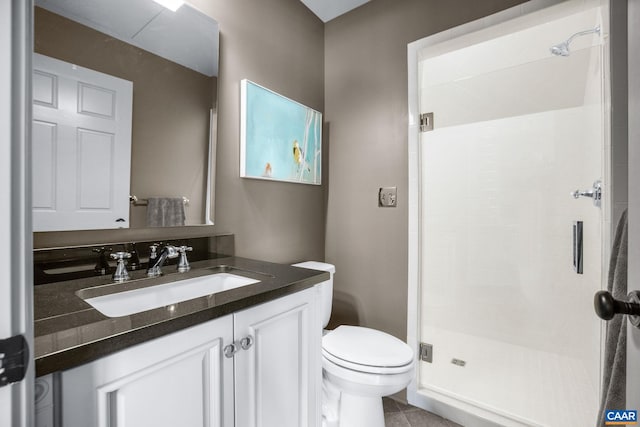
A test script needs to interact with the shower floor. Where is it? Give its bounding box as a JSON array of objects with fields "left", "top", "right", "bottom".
[{"left": 419, "top": 330, "right": 599, "bottom": 427}]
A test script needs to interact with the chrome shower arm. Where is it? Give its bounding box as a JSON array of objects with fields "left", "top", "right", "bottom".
[{"left": 565, "top": 25, "right": 600, "bottom": 46}]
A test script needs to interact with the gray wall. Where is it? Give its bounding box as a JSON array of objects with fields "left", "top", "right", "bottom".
[
  {"left": 323, "top": 0, "right": 527, "bottom": 338},
  {"left": 611, "top": 0, "right": 629, "bottom": 231},
  {"left": 177, "top": 0, "right": 326, "bottom": 263}
]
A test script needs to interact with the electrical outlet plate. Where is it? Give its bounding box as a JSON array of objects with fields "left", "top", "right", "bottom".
[{"left": 378, "top": 187, "right": 397, "bottom": 207}]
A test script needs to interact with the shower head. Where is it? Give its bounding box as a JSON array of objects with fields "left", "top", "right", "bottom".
[
  {"left": 550, "top": 41, "right": 570, "bottom": 57},
  {"left": 550, "top": 25, "right": 601, "bottom": 57}
]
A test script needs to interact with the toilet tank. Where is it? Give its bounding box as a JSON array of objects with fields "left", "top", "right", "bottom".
[{"left": 292, "top": 261, "right": 334, "bottom": 329}]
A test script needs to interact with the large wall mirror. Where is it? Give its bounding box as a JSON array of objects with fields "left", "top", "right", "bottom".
[{"left": 32, "top": 0, "right": 219, "bottom": 232}]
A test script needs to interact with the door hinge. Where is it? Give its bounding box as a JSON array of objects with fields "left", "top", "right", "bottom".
[
  {"left": 0, "top": 334, "right": 29, "bottom": 388},
  {"left": 419, "top": 342, "right": 433, "bottom": 363},
  {"left": 420, "top": 112, "right": 434, "bottom": 132}
]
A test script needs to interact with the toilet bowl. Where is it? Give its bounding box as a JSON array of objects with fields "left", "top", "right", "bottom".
[
  {"left": 292, "top": 262, "right": 415, "bottom": 427},
  {"left": 322, "top": 325, "right": 414, "bottom": 427}
]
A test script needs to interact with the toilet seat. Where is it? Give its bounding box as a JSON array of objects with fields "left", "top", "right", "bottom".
[{"left": 322, "top": 326, "right": 414, "bottom": 375}]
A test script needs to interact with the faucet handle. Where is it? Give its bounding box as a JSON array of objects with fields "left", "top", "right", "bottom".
[
  {"left": 110, "top": 252, "right": 131, "bottom": 282},
  {"left": 92, "top": 247, "right": 112, "bottom": 275},
  {"left": 125, "top": 243, "right": 140, "bottom": 270},
  {"left": 110, "top": 251, "right": 132, "bottom": 261},
  {"left": 176, "top": 246, "right": 193, "bottom": 273},
  {"left": 149, "top": 243, "right": 161, "bottom": 261}
]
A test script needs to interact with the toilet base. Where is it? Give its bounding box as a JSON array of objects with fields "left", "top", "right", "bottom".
[{"left": 338, "top": 393, "right": 385, "bottom": 427}]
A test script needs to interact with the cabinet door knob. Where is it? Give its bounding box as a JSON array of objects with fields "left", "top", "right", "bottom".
[
  {"left": 223, "top": 343, "right": 238, "bottom": 358},
  {"left": 240, "top": 335, "right": 254, "bottom": 350}
]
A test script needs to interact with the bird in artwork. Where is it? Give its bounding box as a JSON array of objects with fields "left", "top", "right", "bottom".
[
  {"left": 292, "top": 140, "right": 303, "bottom": 165},
  {"left": 292, "top": 140, "right": 311, "bottom": 175}
]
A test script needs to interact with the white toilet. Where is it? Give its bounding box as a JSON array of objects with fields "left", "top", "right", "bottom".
[{"left": 293, "top": 262, "right": 415, "bottom": 427}]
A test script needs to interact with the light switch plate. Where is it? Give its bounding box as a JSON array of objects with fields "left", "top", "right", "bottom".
[{"left": 378, "top": 187, "right": 397, "bottom": 207}]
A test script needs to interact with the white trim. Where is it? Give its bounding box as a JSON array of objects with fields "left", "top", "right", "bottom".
[
  {"left": 205, "top": 107, "right": 216, "bottom": 225},
  {"left": 627, "top": 0, "right": 640, "bottom": 411},
  {"left": 0, "top": 1, "right": 34, "bottom": 426}
]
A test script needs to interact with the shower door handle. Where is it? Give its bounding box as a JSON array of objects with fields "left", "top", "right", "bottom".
[
  {"left": 573, "top": 221, "right": 583, "bottom": 274},
  {"left": 571, "top": 180, "right": 602, "bottom": 207},
  {"left": 594, "top": 290, "right": 640, "bottom": 328}
]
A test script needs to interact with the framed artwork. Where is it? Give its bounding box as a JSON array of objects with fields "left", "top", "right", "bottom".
[{"left": 240, "top": 79, "right": 322, "bottom": 185}]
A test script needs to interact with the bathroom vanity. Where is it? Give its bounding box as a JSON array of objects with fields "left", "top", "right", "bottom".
[{"left": 34, "top": 255, "right": 327, "bottom": 427}]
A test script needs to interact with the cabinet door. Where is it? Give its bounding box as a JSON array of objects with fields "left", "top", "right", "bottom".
[
  {"left": 234, "top": 287, "right": 322, "bottom": 427},
  {"left": 61, "top": 315, "right": 234, "bottom": 427}
]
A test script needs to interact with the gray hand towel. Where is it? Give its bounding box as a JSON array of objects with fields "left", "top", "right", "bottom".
[
  {"left": 146, "top": 197, "right": 186, "bottom": 227},
  {"left": 597, "top": 209, "right": 627, "bottom": 426}
]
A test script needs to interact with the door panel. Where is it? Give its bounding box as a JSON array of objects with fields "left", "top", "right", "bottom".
[
  {"left": 31, "top": 120, "right": 57, "bottom": 209},
  {"left": 97, "top": 341, "right": 224, "bottom": 427},
  {"left": 62, "top": 315, "right": 234, "bottom": 427},
  {"left": 234, "top": 287, "right": 321, "bottom": 427},
  {"left": 77, "top": 128, "right": 115, "bottom": 209}
]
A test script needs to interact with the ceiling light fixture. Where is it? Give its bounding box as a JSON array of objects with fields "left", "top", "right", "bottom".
[{"left": 152, "top": 0, "right": 184, "bottom": 12}]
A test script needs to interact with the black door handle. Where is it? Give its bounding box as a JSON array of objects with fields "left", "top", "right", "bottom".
[{"left": 594, "top": 290, "right": 640, "bottom": 328}]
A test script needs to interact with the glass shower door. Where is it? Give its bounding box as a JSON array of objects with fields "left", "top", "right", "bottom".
[{"left": 417, "top": 5, "right": 607, "bottom": 426}]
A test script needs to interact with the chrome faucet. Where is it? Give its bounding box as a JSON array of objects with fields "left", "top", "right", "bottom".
[
  {"left": 176, "top": 246, "right": 193, "bottom": 273},
  {"left": 111, "top": 251, "right": 131, "bottom": 282},
  {"left": 92, "top": 247, "right": 112, "bottom": 275},
  {"left": 146, "top": 244, "right": 179, "bottom": 277}
]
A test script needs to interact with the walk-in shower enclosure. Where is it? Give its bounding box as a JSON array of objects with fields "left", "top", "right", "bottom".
[{"left": 407, "top": 1, "right": 619, "bottom": 426}]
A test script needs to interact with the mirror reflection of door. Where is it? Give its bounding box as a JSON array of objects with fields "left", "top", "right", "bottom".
[
  {"left": 33, "top": 0, "right": 219, "bottom": 231},
  {"left": 32, "top": 53, "right": 133, "bottom": 231}
]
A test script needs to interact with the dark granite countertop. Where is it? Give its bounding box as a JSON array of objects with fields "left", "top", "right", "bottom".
[{"left": 34, "top": 256, "right": 328, "bottom": 376}]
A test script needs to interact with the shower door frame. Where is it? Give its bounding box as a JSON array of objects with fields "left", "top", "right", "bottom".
[{"left": 406, "top": 0, "right": 614, "bottom": 425}]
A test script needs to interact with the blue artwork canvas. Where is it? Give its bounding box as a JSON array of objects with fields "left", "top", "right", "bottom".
[{"left": 240, "top": 80, "right": 322, "bottom": 185}]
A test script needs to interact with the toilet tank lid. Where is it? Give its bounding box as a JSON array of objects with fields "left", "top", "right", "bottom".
[{"left": 292, "top": 261, "right": 335, "bottom": 274}]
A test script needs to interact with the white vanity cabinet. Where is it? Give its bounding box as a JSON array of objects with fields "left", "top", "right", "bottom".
[
  {"left": 61, "top": 314, "right": 235, "bottom": 427},
  {"left": 60, "top": 286, "right": 321, "bottom": 427},
  {"left": 234, "top": 287, "right": 321, "bottom": 427}
]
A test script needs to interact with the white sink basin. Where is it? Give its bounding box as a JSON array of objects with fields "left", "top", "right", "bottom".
[{"left": 83, "top": 273, "right": 260, "bottom": 317}]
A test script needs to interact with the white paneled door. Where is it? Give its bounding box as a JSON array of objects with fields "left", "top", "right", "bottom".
[{"left": 32, "top": 53, "right": 133, "bottom": 231}]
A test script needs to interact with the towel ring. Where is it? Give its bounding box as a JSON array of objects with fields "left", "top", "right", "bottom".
[{"left": 594, "top": 290, "right": 640, "bottom": 328}]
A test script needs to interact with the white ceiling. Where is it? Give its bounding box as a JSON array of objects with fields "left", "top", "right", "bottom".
[
  {"left": 300, "top": 0, "right": 371, "bottom": 23},
  {"left": 35, "top": 0, "right": 219, "bottom": 77}
]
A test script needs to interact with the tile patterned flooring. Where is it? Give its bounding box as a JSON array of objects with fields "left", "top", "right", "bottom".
[{"left": 383, "top": 397, "right": 463, "bottom": 427}]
